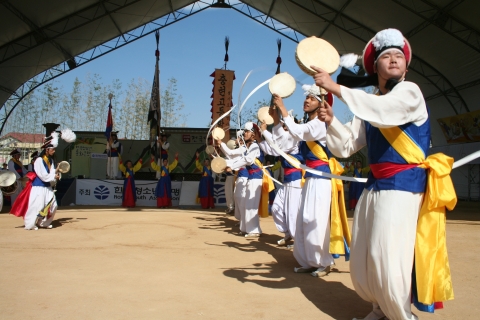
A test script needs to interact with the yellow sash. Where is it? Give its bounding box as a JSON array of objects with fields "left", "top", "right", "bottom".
[
  {"left": 42, "top": 155, "right": 51, "bottom": 169},
  {"left": 305, "top": 141, "right": 351, "bottom": 256},
  {"left": 380, "top": 126, "right": 456, "bottom": 304},
  {"left": 254, "top": 158, "right": 275, "bottom": 218}
]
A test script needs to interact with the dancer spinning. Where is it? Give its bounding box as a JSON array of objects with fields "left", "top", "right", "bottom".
[
  {"left": 314, "top": 28, "right": 455, "bottom": 319},
  {"left": 151, "top": 152, "right": 178, "bottom": 208}
]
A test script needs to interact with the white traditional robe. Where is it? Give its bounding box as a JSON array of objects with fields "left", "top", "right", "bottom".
[
  {"left": 106, "top": 140, "right": 121, "bottom": 179},
  {"left": 226, "top": 142, "right": 262, "bottom": 234},
  {"left": 326, "top": 81, "right": 428, "bottom": 320},
  {"left": 24, "top": 157, "right": 58, "bottom": 230},
  {"left": 282, "top": 115, "right": 334, "bottom": 269},
  {"left": 220, "top": 143, "right": 247, "bottom": 224},
  {"left": 259, "top": 129, "right": 302, "bottom": 239}
]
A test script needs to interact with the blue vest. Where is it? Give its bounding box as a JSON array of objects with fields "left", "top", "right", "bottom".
[
  {"left": 32, "top": 158, "right": 53, "bottom": 187},
  {"left": 246, "top": 148, "right": 265, "bottom": 180},
  {"left": 364, "top": 119, "right": 430, "bottom": 193},
  {"left": 281, "top": 153, "right": 304, "bottom": 183},
  {"left": 299, "top": 141, "right": 331, "bottom": 179}
]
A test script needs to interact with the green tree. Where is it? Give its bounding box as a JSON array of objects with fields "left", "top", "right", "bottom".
[{"left": 161, "top": 77, "right": 187, "bottom": 128}]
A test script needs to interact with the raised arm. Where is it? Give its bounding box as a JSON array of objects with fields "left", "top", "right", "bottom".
[
  {"left": 326, "top": 116, "right": 367, "bottom": 158},
  {"left": 339, "top": 81, "right": 428, "bottom": 128},
  {"left": 168, "top": 153, "right": 179, "bottom": 171}
]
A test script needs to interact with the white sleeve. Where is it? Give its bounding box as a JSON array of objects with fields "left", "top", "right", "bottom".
[
  {"left": 283, "top": 116, "right": 327, "bottom": 145},
  {"left": 258, "top": 139, "right": 281, "bottom": 157},
  {"left": 162, "top": 142, "right": 170, "bottom": 150},
  {"left": 269, "top": 125, "right": 300, "bottom": 153},
  {"left": 326, "top": 116, "right": 367, "bottom": 158},
  {"left": 226, "top": 143, "right": 260, "bottom": 170},
  {"left": 220, "top": 143, "right": 245, "bottom": 158},
  {"left": 259, "top": 131, "right": 281, "bottom": 156},
  {"left": 34, "top": 158, "right": 56, "bottom": 183},
  {"left": 340, "top": 81, "right": 428, "bottom": 128}
]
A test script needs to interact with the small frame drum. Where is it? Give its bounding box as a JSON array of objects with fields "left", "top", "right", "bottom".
[
  {"left": 226, "top": 140, "right": 237, "bottom": 150},
  {"left": 257, "top": 107, "right": 274, "bottom": 125},
  {"left": 211, "top": 157, "right": 227, "bottom": 174},
  {"left": 57, "top": 161, "right": 71, "bottom": 173},
  {"left": 268, "top": 72, "right": 296, "bottom": 98},
  {"left": 296, "top": 36, "right": 340, "bottom": 75},
  {"left": 205, "top": 145, "right": 216, "bottom": 155},
  {"left": 212, "top": 127, "right": 225, "bottom": 140}
]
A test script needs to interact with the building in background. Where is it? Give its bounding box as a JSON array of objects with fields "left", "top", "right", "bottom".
[{"left": 0, "top": 132, "right": 44, "bottom": 165}]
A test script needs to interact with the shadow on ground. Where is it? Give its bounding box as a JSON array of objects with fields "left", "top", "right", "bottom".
[{"left": 196, "top": 211, "right": 371, "bottom": 319}]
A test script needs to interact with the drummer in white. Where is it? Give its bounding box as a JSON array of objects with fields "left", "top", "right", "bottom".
[{"left": 273, "top": 84, "right": 335, "bottom": 277}]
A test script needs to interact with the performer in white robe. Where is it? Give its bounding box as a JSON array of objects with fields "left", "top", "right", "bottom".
[
  {"left": 20, "top": 134, "right": 59, "bottom": 230},
  {"left": 8, "top": 149, "right": 28, "bottom": 205},
  {"left": 225, "top": 123, "right": 269, "bottom": 238},
  {"left": 218, "top": 137, "right": 247, "bottom": 222},
  {"left": 313, "top": 28, "right": 453, "bottom": 320},
  {"left": 106, "top": 131, "right": 122, "bottom": 179},
  {"left": 273, "top": 85, "right": 335, "bottom": 277},
  {"left": 258, "top": 120, "right": 303, "bottom": 246}
]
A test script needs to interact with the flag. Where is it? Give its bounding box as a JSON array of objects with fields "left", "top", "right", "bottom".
[
  {"left": 105, "top": 101, "right": 113, "bottom": 139},
  {"left": 148, "top": 31, "right": 161, "bottom": 143}
]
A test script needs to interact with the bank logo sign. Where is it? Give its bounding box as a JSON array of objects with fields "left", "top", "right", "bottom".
[{"left": 94, "top": 185, "right": 110, "bottom": 200}]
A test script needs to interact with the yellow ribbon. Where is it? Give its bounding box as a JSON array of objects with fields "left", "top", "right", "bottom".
[
  {"left": 305, "top": 141, "right": 351, "bottom": 255},
  {"left": 415, "top": 153, "right": 456, "bottom": 304},
  {"left": 255, "top": 158, "right": 274, "bottom": 218},
  {"left": 379, "top": 127, "right": 457, "bottom": 305},
  {"left": 328, "top": 158, "right": 351, "bottom": 255}
]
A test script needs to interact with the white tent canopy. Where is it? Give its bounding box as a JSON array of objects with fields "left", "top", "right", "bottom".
[{"left": 1, "top": 0, "right": 479, "bottom": 146}]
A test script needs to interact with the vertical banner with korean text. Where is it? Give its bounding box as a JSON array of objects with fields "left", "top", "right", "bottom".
[{"left": 210, "top": 69, "right": 234, "bottom": 142}]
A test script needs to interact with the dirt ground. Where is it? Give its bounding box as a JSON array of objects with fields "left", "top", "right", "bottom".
[{"left": 0, "top": 201, "right": 479, "bottom": 320}]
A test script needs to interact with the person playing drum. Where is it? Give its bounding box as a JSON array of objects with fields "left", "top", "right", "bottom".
[
  {"left": 10, "top": 133, "right": 60, "bottom": 230},
  {"left": 272, "top": 84, "right": 339, "bottom": 278},
  {"left": 313, "top": 28, "right": 454, "bottom": 319},
  {"left": 8, "top": 148, "right": 28, "bottom": 205}
]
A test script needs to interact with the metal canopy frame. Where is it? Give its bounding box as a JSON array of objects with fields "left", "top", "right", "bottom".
[
  {"left": 1, "top": 0, "right": 479, "bottom": 134},
  {"left": 0, "top": 0, "right": 216, "bottom": 134}
]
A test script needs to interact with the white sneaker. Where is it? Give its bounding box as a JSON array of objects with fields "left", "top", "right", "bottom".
[
  {"left": 47, "top": 225, "right": 53, "bottom": 229},
  {"left": 33, "top": 227, "right": 38, "bottom": 231},
  {"left": 311, "top": 265, "right": 331, "bottom": 277},
  {"left": 294, "top": 266, "right": 316, "bottom": 273},
  {"left": 244, "top": 233, "right": 260, "bottom": 238},
  {"left": 277, "top": 236, "right": 291, "bottom": 246}
]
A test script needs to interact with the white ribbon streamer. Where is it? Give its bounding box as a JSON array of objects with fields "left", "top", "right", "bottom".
[
  {"left": 452, "top": 150, "right": 480, "bottom": 169},
  {"left": 261, "top": 131, "right": 368, "bottom": 183}
]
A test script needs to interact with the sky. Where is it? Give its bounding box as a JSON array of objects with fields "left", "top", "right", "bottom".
[{"left": 52, "top": 6, "right": 352, "bottom": 130}]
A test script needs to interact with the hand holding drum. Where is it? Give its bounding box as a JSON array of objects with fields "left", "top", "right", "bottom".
[
  {"left": 296, "top": 36, "right": 340, "bottom": 101},
  {"left": 268, "top": 72, "right": 296, "bottom": 105}
]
